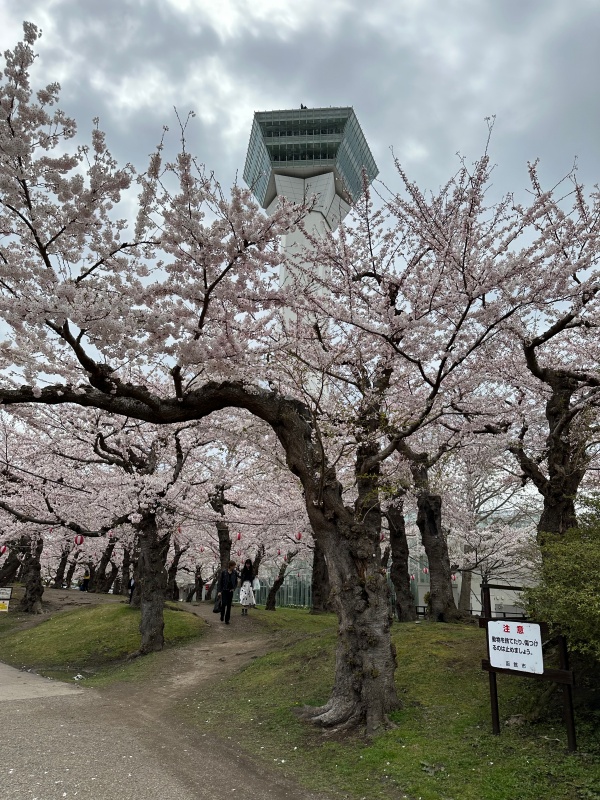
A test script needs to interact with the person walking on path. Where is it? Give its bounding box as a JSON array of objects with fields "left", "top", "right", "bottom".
[
  {"left": 217, "top": 560, "right": 239, "bottom": 624},
  {"left": 239, "top": 559, "right": 256, "bottom": 616}
]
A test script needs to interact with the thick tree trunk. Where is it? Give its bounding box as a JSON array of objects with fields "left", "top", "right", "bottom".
[
  {"left": 310, "top": 539, "right": 331, "bottom": 613},
  {"left": 121, "top": 546, "right": 132, "bottom": 597},
  {"left": 299, "top": 530, "right": 398, "bottom": 734},
  {"left": 458, "top": 569, "right": 473, "bottom": 614},
  {"left": 265, "top": 562, "right": 288, "bottom": 611},
  {"left": 166, "top": 542, "right": 187, "bottom": 600},
  {"left": 0, "top": 541, "right": 23, "bottom": 585},
  {"left": 252, "top": 544, "right": 265, "bottom": 576},
  {"left": 511, "top": 372, "right": 586, "bottom": 544},
  {"left": 19, "top": 537, "right": 44, "bottom": 614},
  {"left": 210, "top": 486, "right": 232, "bottom": 569},
  {"left": 52, "top": 548, "right": 70, "bottom": 589},
  {"left": 89, "top": 540, "right": 116, "bottom": 593},
  {"left": 99, "top": 561, "right": 118, "bottom": 594},
  {"left": 193, "top": 564, "right": 203, "bottom": 602},
  {"left": 64, "top": 552, "right": 80, "bottom": 589},
  {"left": 387, "top": 495, "right": 417, "bottom": 622},
  {"left": 137, "top": 514, "right": 170, "bottom": 654},
  {"left": 416, "top": 493, "right": 460, "bottom": 622}
]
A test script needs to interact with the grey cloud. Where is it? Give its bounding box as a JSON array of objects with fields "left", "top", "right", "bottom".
[{"left": 2, "top": 0, "right": 600, "bottom": 203}]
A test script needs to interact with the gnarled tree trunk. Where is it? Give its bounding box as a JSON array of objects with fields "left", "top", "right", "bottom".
[
  {"left": 19, "top": 536, "right": 44, "bottom": 614},
  {"left": 416, "top": 493, "right": 460, "bottom": 622},
  {"left": 265, "top": 551, "right": 297, "bottom": 610},
  {"left": 64, "top": 551, "right": 80, "bottom": 589},
  {"left": 310, "top": 539, "right": 331, "bottom": 613},
  {"left": 386, "top": 494, "right": 417, "bottom": 622},
  {"left": 166, "top": 540, "right": 187, "bottom": 600},
  {"left": 89, "top": 539, "right": 116, "bottom": 593},
  {"left": 137, "top": 513, "right": 170, "bottom": 654},
  {"left": 52, "top": 546, "right": 71, "bottom": 589},
  {"left": 0, "top": 539, "right": 23, "bottom": 585}
]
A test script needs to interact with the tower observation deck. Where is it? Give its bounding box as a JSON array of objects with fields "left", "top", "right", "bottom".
[{"left": 243, "top": 107, "right": 378, "bottom": 234}]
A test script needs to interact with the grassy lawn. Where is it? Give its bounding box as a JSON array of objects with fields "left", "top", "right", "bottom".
[
  {"left": 181, "top": 609, "right": 600, "bottom": 800},
  {"left": 0, "top": 603, "right": 205, "bottom": 681}
]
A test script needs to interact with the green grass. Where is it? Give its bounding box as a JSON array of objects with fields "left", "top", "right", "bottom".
[
  {"left": 181, "top": 612, "right": 600, "bottom": 800},
  {"left": 0, "top": 603, "right": 205, "bottom": 681}
]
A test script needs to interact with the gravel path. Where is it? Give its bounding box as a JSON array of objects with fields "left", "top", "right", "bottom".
[{"left": 0, "top": 596, "right": 334, "bottom": 800}]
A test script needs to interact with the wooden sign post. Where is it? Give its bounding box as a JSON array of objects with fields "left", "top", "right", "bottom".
[{"left": 479, "top": 581, "right": 576, "bottom": 752}]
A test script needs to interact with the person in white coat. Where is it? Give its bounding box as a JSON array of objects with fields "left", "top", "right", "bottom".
[{"left": 239, "top": 559, "right": 256, "bottom": 616}]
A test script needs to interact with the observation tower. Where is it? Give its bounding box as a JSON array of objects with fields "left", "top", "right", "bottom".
[{"left": 243, "top": 107, "right": 378, "bottom": 284}]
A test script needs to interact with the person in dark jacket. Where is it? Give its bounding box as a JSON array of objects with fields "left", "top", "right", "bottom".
[{"left": 217, "top": 560, "right": 239, "bottom": 624}]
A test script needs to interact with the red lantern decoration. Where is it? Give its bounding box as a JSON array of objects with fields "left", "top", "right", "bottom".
[
  {"left": 283, "top": 555, "right": 287, "bottom": 562},
  {"left": 295, "top": 532, "right": 302, "bottom": 541},
  {"left": 423, "top": 567, "right": 429, "bottom": 574},
  {"left": 178, "top": 526, "right": 181, "bottom": 534},
  {"left": 277, "top": 548, "right": 281, "bottom": 556},
  {"left": 236, "top": 532, "right": 241, "bottom": 540},
  {"left": 74, "top": 534, "right": 84, "bottom": 546},
  {"left": 200, "top": 546, "right": 205, "bottom": 553},
  {"left": 0, "top": 545, "right": 7, "bottom": 555},
  {"left": 410, "top": 574, "right": 415, "bottom": 581},
  {"left": 380, "top": 533, "right": 385, "bottom": 542},
  {"left": 451, "top": 574, "right": 457, "bottom": 581}
]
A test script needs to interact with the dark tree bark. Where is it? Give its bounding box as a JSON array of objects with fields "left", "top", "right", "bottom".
[
  {"left": 386, "top": 493, "right": 417, "bottom": 622},
  {"left": 121, "top": 545, "right": 133, "bottom": 598},
  {"left": 265, "top": 551, "right": 297, "bottom": 610},
  {"left": 89, "top": 539, "right": 116, "bottom": 593},
  {"left": 415, "top": 493, "right": 460, "bottom": 622},
  {"left": 185, "top": 564, "right": 203, "bottom": 602},
  {"left": 510, "top": 372, "right": 587, "bottom": 542},
  {"left": 136, "top": 513, "right": 170, "bottom": 654},
  {"left": 397, "top": 444, "right": 460, "bottom": 623},
  {"left": 310, "top": 539, "right": 331, "bottom": 613},
  {"left": 52, "top": 545, "right": 71, "bottom": 589},
  {"left": 0, "top": 538, "right": 24, "bottom": 585},
  {"left": 19, "top": 536, "right": 44, "bottom": 614},
  {"left": 166, "top": 540, "right": 188, "bottom": 600},
  {"left": 252, "top": 543, "right": 265, "bottom": 576},
  {"left": 209, "top": 485, "right": 232, "bottom": 569},
  {"left": 64, "top": 551, "right": 80, "bottom": 589},
  {"left": 99, "top": 561, "right": 118, "bottom": 594}
]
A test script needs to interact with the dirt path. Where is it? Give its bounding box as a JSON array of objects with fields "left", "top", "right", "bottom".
[{"left": 0, "top": 592, "right": 336, "bottom": 800}]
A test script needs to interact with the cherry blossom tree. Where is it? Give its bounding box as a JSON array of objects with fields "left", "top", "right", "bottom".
[{"left": 2, "top": 26, "right": 599, "bottom": 732}]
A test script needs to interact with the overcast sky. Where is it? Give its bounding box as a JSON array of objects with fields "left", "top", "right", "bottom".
[{"left": 2, "top": 0, "right": 600, "bottom": 204}]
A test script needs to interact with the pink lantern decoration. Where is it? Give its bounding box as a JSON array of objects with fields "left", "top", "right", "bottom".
[
  {"left": 423, "top": 567, "right": 429, "bottom": 574},
  {"left": 295, "top": 532, "right": 302, "bottom": 541},
  {"left": 74, "top": 534, "right": 84, "bottom": 546},
  {"left": 451, "top": 574, "right": 457, "bottom": 581},
  {"left": 283, "top": 555, "right": 287, "bottom": 562},
  {"left": 410, "top": 574, "right": 415, "bottom": 581},
  {"left": 236, "top": 532, "right": 241, "bottom": 540},
  {"left": 0, "top": 545, "right": 7, "bottom": 555}
]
